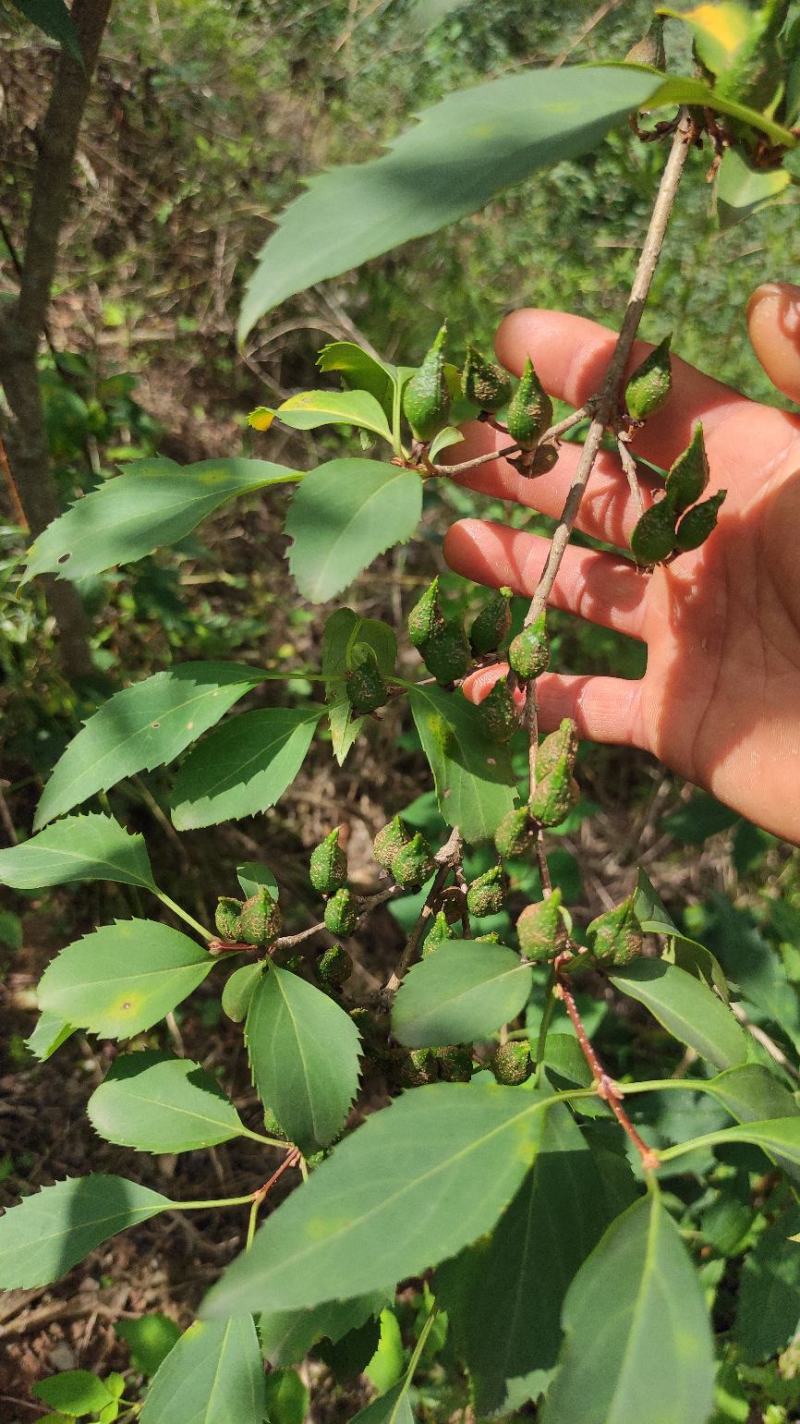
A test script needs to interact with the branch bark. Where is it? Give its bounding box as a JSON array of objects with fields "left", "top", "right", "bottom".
[{"left": 0, "top": 0, "right": 114, "bottom": 678}]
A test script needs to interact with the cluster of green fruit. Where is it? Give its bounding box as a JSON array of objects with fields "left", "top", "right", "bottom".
[
  {"left": 403, "top": 324, "right": 556, "bottom": 475},
  {"left": 624, "top": 338, "right": 727, "bottom": 564}
]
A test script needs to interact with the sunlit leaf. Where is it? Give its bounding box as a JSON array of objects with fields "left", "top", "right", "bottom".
[
  {"left": 0, "top": 814, "right": 156, "bottom": 891},
  {"left": 272, "top": 389, "right": 392, "bottom": 442},
  {"left": 140, "top": 1317, "right": 265, "bottom": 1424},
  {"left": 392, "top": 941, "right": 532, "bottom": 1047},
  {"left": 87, "top": 1051, "right": 248, "bottom": 1153},
  {"left": 609, "top": 960, "right": 747, "bottom": 1070},
  {"left": 408, "top": 684, "right": 516, "bottom": 842},
  {"left": 170, "top": 707, "right": 321, "bottom": 829}
]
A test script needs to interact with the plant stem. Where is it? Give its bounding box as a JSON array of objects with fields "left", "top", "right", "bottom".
[
  {"left": 381, "top": 827, "right": 463, "bottom": 998},
  {"left": 176, "top": 1193, "right": 256, "bottom": 1211},
  {"left": 154, "top": 889, "right": 214, "bottom": 942},
  {"left": 616, "top": 435, "right": 646, "bottom": 523}
]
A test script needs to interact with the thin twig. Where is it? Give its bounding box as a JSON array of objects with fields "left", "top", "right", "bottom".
[
  {"left": 381, "top": 828, "right": 463, "bottom": 998},
  {"left": 431, "top": 406, "right": 589, "bottom": 478},
  {"left": 616, "top": 435, "right": 646, "bottom": 523}
]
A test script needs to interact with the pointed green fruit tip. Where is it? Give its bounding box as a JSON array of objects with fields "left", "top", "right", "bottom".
[
  {"left": 239, "top": 886, "right": 281, "bottom": 947},
  {"left": 323, "top": 887, "right": 359, "bottom": 937},
  {"left": 309, "top": 828, "right": 348, "bottom": 894},
  {"left": 466, "top": 864, "right": 506, "bottom": 917},
  {"left": 391, "top": 832, "right": 435, "bottom": 889},
  {"left": 516, "top": 890, "right": 565, "bottom": 961},
  {"left": 373, "top": 815, "right": 411, "bottom": 869}
]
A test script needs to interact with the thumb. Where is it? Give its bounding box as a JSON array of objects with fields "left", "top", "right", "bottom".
[{"left": 746, "top": 281, "right": 800, "bottom": 404}]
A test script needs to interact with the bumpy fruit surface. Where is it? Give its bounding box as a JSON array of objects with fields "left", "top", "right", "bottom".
[
  {"left": 630, "top": 499, "right": 677, "bottom": 565},
  {"left": 215, "top": 896, "right": 243, "bottom": 940},
  {"left": 419, "top": 622, "right": 471, "bottom": 685},
  {"left": 391, "top": 831, "right": 435, "bottom": 889},
  {"left": 346, "top": 659, "right": 387, "bottom": 714},
  {"left": 587, "top": 892, "right": 643, "bottom": 967},
  {"left": 461, "top": 343, "right": 512, "bottom": 412},
  {"left": 493, "top": 1041, "right": 531, "bottom": 1084},
  {"left": 239, "top": 886, "right": 282, "bottom": 947},
  {"left": 478, "top": 677, "right": 519, "bottom": 743},
  {"left": 625, "top": 335, "right": 672, "bottom": 422},
  {"left": 475, "top": 931, "right": 501, "bottom": 943},
  {"left": 309, "top": 828, "right": 348, "bottom": 894},
  {"left": 466, "top": 864, "right": 505, "bottom": 917},
  {"left": 469, "top": 587, "right": 512, "bottom": 656},
  {"left": 316, "top": 944, "right": 353, "bottom": 987},
  {"left": 402, "top": 324, "right": 450, "bottom": 441},
  {"left": 399, "top": 1046, "right": 437, "bottom": 1087},
  {"left": 505, "top": 358, "right": 552, "bottom": 449},
  {"left": 435, "top": 1045, "right": 473, "bottom": 1082},
  {"left": 263, "top": 1106, "right": 287, "bottom": 1139},
  {"left": 422, "top": 910, "right": 455, "bottom": 957},
  {"left": 324, "top": 887, "right": 359, "bottom": 936},
  {"left": 675, "top": 490, "right": 726, "bottom": 552},
  {"left": 408, "top": 578, "right": 445, "bottom": 647},
  {"left": 665, "top": 424, "right": 709, "bottom": 514},
  {"left": 508, "top": 612, "right": 549, "bottom": 680},
  {"left": 536, "top": 717, "right": 578, "bottom": 782},
  {"left": 495, "top": 805, "right": 534, "bottom": 859},
  {"left": 373, "top": 815, "right": 411, "bottom": 870},
  {"left": 531, "top": 719, "right": 579, "bottom": 828},
  {"left": 516, "top": 890, "right": 566, "bottom": 961}
]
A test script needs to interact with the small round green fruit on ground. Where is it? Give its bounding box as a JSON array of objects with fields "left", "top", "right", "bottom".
[
  {"left": 324, "top": 887, "right": 359, "bottom": 936},
  {"left": 391, "top": 831, "right": 435, "bottom": 889},
  {"left": 466, "top": 864, "right": 506, "bottom": 917},
  {"left": 316, "top": 944, "right": 353, "bottom": 987},
  {"left": 239, "top": 886, "right": 282, "bottom": 948},
  {"left": 309, "top": 828, "right": 348, "bottom": 894},
  {"left": 215, "top": 896, "right": 243, "bottom": 941},
  {"left": 493, "top": 1040, "right": 531, "bottom": 1084},
  {"left": 508, "top": 611, "right": 549, "bottom": 680},
  {"left": 373, "top": 815, "right": 411, "bottom": 870}
]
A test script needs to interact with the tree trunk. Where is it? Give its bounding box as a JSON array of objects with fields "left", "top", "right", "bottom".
[{"left": 0, "top": 0, "right": 114, "bottom": 681}]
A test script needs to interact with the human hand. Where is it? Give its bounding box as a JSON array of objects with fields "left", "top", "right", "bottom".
[{"left": 443, "top": 286, "right": 800, "bottom": 843}]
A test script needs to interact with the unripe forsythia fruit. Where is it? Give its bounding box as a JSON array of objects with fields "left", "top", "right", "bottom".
[
  {"left": 469, "top": 587, "right": 512, "bottom": 656},
  {"left": 630, "top": 499, "right": 677, "bottom": 565},
  {"left": 215, "top": 896, "right": 243, "bottom": 940},
  {"left": 422, "top": 909, "right": 456, "bottom": 957},
  {"left": 309, "top": 828, "right": 348, "bottom": 894},
  {"left": 461, "top": 343, "right": 512, "bottom": 412},
  {"left": 478, "top": 677, "right": 519, "bottom": 743},
  {"left": 675, "top": 490, "right": 726, "bottom": 551},
  {"left": 324, "top": 887, "right": 359, "bottom": 937},
  {"left": 516, "top": 889, "right": 567, "bottom": 961},
  {"left": 625, "top": 335, "right": 672, "bottom": 422},
  {"left": 505, "top": 358, "right": 552, "bottom": 449},
  {"left": 407, "top": 577, "right": 470, "bottom": 685},
  {"left": 530, "top": 718, "right": 579, "bottom": 827},
  {"left": 392, "top": 831, "right": 436, "bottom": 889},
  {"left": 508, "top": 611, "right": 549, "bottom": 680},
  {"left": 408, "top": 577, "right": 445, "bottom": 646},
  {"left": 239, "top": 887, "right": 282, "bottom": 948},
  {"left": 373, "top": 815, "right": 411, "bottom": 870},
  {"left": 316, "top": 943, "right": 353, "bottom": 987},
  {"left": 587, "top": 892, "right": 643, "bottom": 967},
  {"left": 664, "top": 424, "right": 709, "bottom": 514},
  {"left": 493, "top": 1040, "right": 531, "bottom": 1084},
  {"left": 402, "top": 324, "right": 450, "bottom": 441},
  {"left": 466, "top": 864, "right": 506, "bottom": 917},
  {"left": 495, "top": 805, "right": 535, "bottom": 860}
]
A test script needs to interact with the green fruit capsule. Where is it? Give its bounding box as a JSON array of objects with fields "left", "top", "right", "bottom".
[
  {"left": 587, "top": 892, "right": 643, "bottom": 967},
  {"left": 309, "top": 828, "right": 348, "bottom": 894},
  {"left": 516, "top": 890, "right": 566, "bottom": 961},
  {"left": 215, "top": 896, "right": 243, "bottom": 941},
  {"left": 324, "top": 887, "right": 359, "bottom": 936},
  {"left": 435, "top": 1044, "right": 474, "bottom": 1081},
  {"left": 408, "top": 577, "right": 445, "bottom": 647},
  {"left": 399, "top": 1046, "right": 437, "bottom": 1087},
  {"left": 505, "top": 358, "right": 553, "bottom": 449},
  {"left": 630, "top": 499, "right": 677, "bottom": 565},
  {"left": 469, "top": 587, "right": 512, "bottom": 656},
  {"left": 402, "top": 324, "right": 450, "bottom": 441},
  {"left": 239, "top": 886, "right": 282, "bottom": 948},
  {"left": 478, "top": 677, "right": 519, "bottom": 744},
  {"left": 493, "top": 1041, "right": 531, "bottom": 1085},
  {"left": 391, "top": 831, "right": 435, "bottom": 889},
  {"left": 419, "top": 622, "right": 471, "bottom": 685},
  {"left": 625, "top": 335, "right": 672, "bottom": 422},
  {"left": 423, "top": 911, "right": 455, "bottom": 958},
  {"left": 461, "top": 343, "right": 512, "bottom": 412},
  {"left": 475, "top": 931, "right": 501, "bottom": 943},
  {"left": 346, "top": 659, "right": 387, "bottom": 714},
  {"left": 664, "top": 424, "right": 709, "bottom": 514},
  {"left": 536, "top": 717, "right": 578, "bottom": 783},
  {"left": 373, "top": 815, "right": 411, "bottom": 870},
  {"left": 495, "top": 805, "right": 534, "bottom": 860},
  {"left": 466, "top": 864, "right": 506, "bottom": 917},
  {"left": 508, "top": 611, "right": 549, "bottom": 680},
  {"left": 316, "top": 944, "right": 353, "bottom": 987},
  {"left": 675, "top": 490, "right": 726, "bottom": 552},
  {"left": 530, "top": 768, "right": 578, "bottom": 828}
]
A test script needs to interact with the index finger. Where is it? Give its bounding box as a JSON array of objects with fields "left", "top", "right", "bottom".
[{"left": 495, "top": 309, "right": 746, "bottom": 468}]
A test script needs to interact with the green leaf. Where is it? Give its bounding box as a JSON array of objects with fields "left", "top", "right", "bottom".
[
  {"left": 26, "top": 1012, "right": 75, "bottom": 1062},
  {"left": 236, "top": 862, "right": 280, "bottom": 899},
  {"left": 706, "top": 1064, "right": 800, "bottom": 1125},
  {"left": 618, "top": 66, "right": 796, "bottom": 145},
  {"left": 609, "top": 960, "right": 747, "bottom": 1070},
  {"left": 366, "top": 1310, "right": 406, "bottom": 1391},
  {"left": 0, "top": 1174, "right": 170, "bottom": 1288},
  {"left": 705, "top": 897, "right": 800, "bottom": 1050},
  {"left": 408, "top": 684, "right": 516, "bottom": 842},
  {"left": 245, "top": 966, "right": 361, "bottom": 1153},
  {"left": 658, "top": 2, "right": 756, "bottom": 77},
  {"left": 87, "top": 1051, "right": 248, "bottom": 1153},
  {"left": 32, "top": 1371, "right": 113, "bottom": 1416},
  {"left": 322, "top": 608, "right": 398, "bottom": 764},
  {"left": 23, "top": 458, "right": 297, "bottom": 583},
  {"left": 661, "top": 1117, "right": 800, "bottom": 1169},
  {"left": 317, "top": 342, "right": 396, "bottom": 419},
  {"left": 237, "top": 66, "right": 669, "bottom": 338},
  {"left": 0, "top": 814, "right": 156, "bottom": 891},
  {"left": 202, "top": 1081, "right": 553, "bottom": 1318},
  {"left": 35, "top": 663, "right": 264, "bottom": 828},
  {"left": 8, "top": 0, "right": 82, "bottom": 58},
  {"left": 140, "top": 1317, "right": 266, "bottom": 1424},
  {"left": 116, "top": 1314, "right": 181, "bottom": 1377},
  {"left": 263, "top": 1368, "right": 309, "bottom": 1424},
  {"left": 272, "top": 389, "right": 393, "bottom": 442},
  {"left": 259, "top": 1293, "right": 389, "bottom": 1367},
  {"left": 541, "top": 1192, "right": 714, "bottom": 1424},
  {"left": 222, "top": 962, "right": 263, "bottom": 1024},
  {"left": 170, "top": 707, "right": 321, "bottom": 829},
  {"left": 634, "top": 869, "right": 729, "bottom": 1000},
  {"left": 717, "top": 146, "right": 791, "bottom": 227},
  {"left": 392, "top": 941, "right": 532, "bottom": 1047},
  {"left": 438, "top": 1102, "right": 629, "bottom": 1416},
  {"left": 37, "top": 920, "right": 214, "bottom": 1038},
  {"left": 733, "top": 1206, "right": 800, "bottom": 1362},
  {"left": 352, "top": 1382, "right": 414, "bottom": 1424},
  {"left": 285, "top": 460, "right": 422, "bottom": 603},
  {"left": 428, "top": 425, "right": 465, "bottom": 461}
]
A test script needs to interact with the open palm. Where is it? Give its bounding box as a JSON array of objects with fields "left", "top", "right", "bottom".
[{"left": 444, "top": 291, "right": 800, "bottom": 843}]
